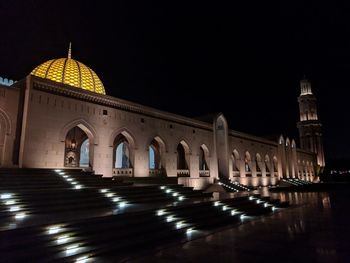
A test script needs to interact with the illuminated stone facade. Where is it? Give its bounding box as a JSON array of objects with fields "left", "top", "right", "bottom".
[
  {"left": 297, "top": 79, "right": 325, "bottom": 173},
  {"left": 0, "top": 57, "right": 320, "bottom": 189}
]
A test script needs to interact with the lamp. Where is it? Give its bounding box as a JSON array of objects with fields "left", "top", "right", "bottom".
[
  {"left": 70, "top": 127, "right": 77, "bottom": 150},
  {"left": 71, "top": 139, "right": 76, "bottom": 150}
]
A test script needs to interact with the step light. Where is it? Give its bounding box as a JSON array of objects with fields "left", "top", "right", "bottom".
[
  {"left": 66, "top": 244, "right": 79, "bottom": 255},
  {"left": 15, "top": 212, "right": 26, "bottom": 220},
  {"left": 1, "top": 193, "right": 12, "bottom": 199},
  {"left": 112, "top": 197, "right": 120, "bottom": 202},
  {"left": 75, "top": 255, "right": 91, "bottom": 263},
  {"left": 118, "top": 201, "right": 127, "bottom": 208},
  {"left": 176, "top": 221, "right": 185, "bottom": 229},
  {"left": 9, "top": 206, "right": 20, "bottom": 212},
  {"left": 186, "top": 228, "right": 194, "bottom": 234},
  {"left": 4, "top": 199, "right": 16, "bottom": 205},
  {"left": 47, "top": 225, "right": 62, "bottom": 235},
  {"left": 231, "top": 210, "right": 238, "bottom": 216},
  {"left": 166, "top": 215, "right": 175, "bottom": 222},
  {"left": 157, "top": 209, "right": 166, "bottom": 216},
  {"left": 105, "top": 193, "right": 115, "bottom": 198},
  {"left": 57, "top": 235, "right": 70, "bottom": 244},
  {"left": 100, "top": 189, "right": 109, "bottom": 193}
]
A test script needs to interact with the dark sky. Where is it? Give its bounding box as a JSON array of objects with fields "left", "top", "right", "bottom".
[{"left": 0, "top": 0, "right": 349, "bottom": 160}]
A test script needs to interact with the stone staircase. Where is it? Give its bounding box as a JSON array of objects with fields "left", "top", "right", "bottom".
[
  {"left": 282, "top": 178, "right": 313, "bottom": 186},
  {"left": 218, "top": 178, "right": 255, "bottom": 192},
  {"left": 0, "top": 168, "right": 289, "bottom": 262}
]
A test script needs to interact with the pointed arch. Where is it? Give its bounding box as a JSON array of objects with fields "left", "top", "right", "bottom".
[
  {"left": 273, "top": 156, "right": 278, "bottom": 173},
  {"left": 256, "top": 153, "right": 263, "bottom": 173},
  {"left": 199, "top": 144, "right": 210, "bottom": 171},
  {"left": 265, "top": 154, "right": 271, "bottom": 173},
  {"left": 291, "top": 139, "right": 296, "bottom": 148},
  {"left": 148, "top": 135, "right": 167, "bottom": 176},
  {"left": 63, "top": 124, "right": 94, "bottom": 168},
  {"left": 0, "top": 108, "right": 12, "bottom": 166},
  {"left": 244, "top": 151, "right": 252, "bottom": 172},
  {"left": 278, "top": 135, "right": 284, "bottom": 145},
  {"left": 232, "top": 149, "right": 240, "bottom": 172},
  {"left": 286, "top": 138, "right": 291, "bottom": 147},
  {"left": 0, "top": 107, "right": 12, "bottom": 135},
  {"left": 176, "top": 139, "right": 191, "bottom": 171},
  {"left": 59, "top": 118, "right": 98, "bottom": 144},
  {"left": 175, "top": 138, "right": 192, "bottom": 154},
  {"left": 109, "top": 127, "right": 137, "bottom": 149},
  {"left": 178, "top": 139, "right": 191, "bottom": 155},
  {"left": 145, "top": 135, "right": 168, "bottom": 153},
  {"left": 200, "top": 143, "right": 210, "bottom": 157},
  {"left": 215, "top": 113, "right": 229, "bottom": 129},
  {"left": 111, "top": 128, "right": 137, "bottom": 171},
  {"left": 215, "top": 113, "right": 230, "bottom": 179}
]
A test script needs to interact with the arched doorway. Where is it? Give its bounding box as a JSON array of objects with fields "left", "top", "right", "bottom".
[
  {"left": 113, "top": 133, "right": 133, "bottom": 176},
  {"left": 79, "top": 139, "right": 89, "bottom": 167},
  {"left": 177, "top": 140, "right": 190, "bottom": 177},
  {"left": 148, "top": 137, "right": 166, "bottom": 176},
  {"left": 245, "top": 151, "right": 252, "bottom": 176},
  {"left": 64, "top": 126, "right": 92, "bottom": 168},
  {"left": 0, "top": 110, "right": 11, "bottom": 167},
  {"left": 273, "top": 156, "right": 278, "bottom": 176},
  {"left": 231, "top": 150, "right": 240, "bottom": 177},
  {"left": 265, "top": 155, "right": 271, "bottom": 176},
  {"left": 215, "top": 114, "right": 229, "bottom": 179},
  {"left": 199, "top": 144, "right": 210, "bottom": 177},
  {"left": 256, "top": 153, "right": 262, "bottom": 176}
]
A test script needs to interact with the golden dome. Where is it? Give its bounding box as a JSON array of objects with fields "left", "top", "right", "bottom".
[{"left": 31, "top": 53, "right": 106, "bottom": 95}]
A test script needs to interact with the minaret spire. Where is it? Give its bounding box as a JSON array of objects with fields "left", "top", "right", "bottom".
[{"left": 68, "top": 42, "right": 72, "bottom": 59}]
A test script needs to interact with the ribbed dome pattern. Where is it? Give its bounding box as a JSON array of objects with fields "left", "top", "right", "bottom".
[{"left": 31, "top": 58, "right": 105, "bottom": 95}]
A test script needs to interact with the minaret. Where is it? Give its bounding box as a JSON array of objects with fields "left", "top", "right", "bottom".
[{"left": 297, "top": 79, "right": 325, "bottom": 173}]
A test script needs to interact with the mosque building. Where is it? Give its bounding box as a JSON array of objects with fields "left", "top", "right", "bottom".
[{"left": 0, "top": 46, "right": 325, "bottom": 189}]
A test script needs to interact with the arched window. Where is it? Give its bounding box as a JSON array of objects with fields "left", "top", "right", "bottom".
[
  {"left": 64, "top": 126, "right": 90, "bottom": 168},
  {"left": 115, "top": 142, "right": 130, "bottom": 168},
  {"left": 256, "top": 154, "right": 262, "bottom": 173},
  {"left": 199, "top": 147, "right": 208, "bottom": 170},
  {"left": 265, "top": 155, "right": 270, "bottom": 173},
  {"left": 177, "top": 143, "right": 188, "bottom": 169},
  {"left": 79, "top": 139, "right": 89, "bottom": 167},
  {"left": 273, "top": 156, "right": 278, "bottom": 172},
  {"left": 232, "top": 150, "right": 240, "bottom": 172},
  {"left": 245, "top": 152, "right": 251, "bottom": 172},
  {"left": 149, "top": 146, "right": 156, "bottom": 169}
]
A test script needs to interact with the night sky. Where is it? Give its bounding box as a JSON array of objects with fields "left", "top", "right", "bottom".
[{"left": 0, "top": 0, "right": 349, "bottom": 160}]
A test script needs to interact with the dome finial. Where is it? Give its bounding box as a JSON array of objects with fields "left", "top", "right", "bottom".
[{"left": 68, "top": 42, "right": 72, "bottom": 59}]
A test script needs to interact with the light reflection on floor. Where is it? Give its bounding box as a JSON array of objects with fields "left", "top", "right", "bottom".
[{"left": 135, "top": 191, "right": 350, "bottom": 263}]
